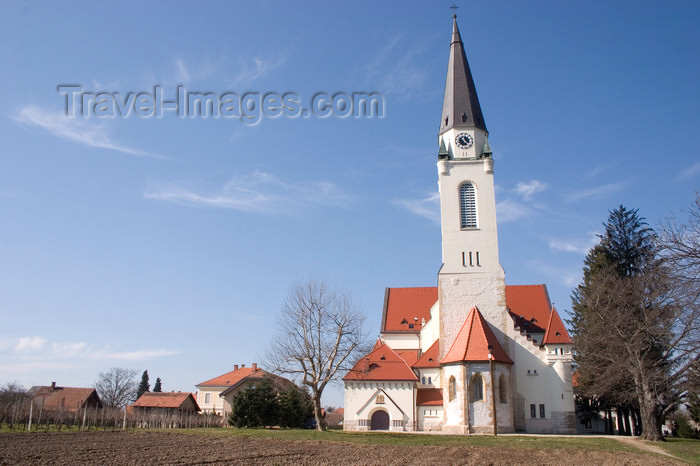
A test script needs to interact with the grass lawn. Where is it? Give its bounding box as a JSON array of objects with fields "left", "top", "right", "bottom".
[
  {"left": 659, "top": 438, "right": 700, "bottom": 464},
  {"left": 187, "top": 428, "right": 634, "bottom": 451}
]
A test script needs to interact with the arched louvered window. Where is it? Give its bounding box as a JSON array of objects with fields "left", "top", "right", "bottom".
[{"left": 459, "top": 183, "right": 477, "bottom": 228}]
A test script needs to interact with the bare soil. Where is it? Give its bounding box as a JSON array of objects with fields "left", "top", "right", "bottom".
[{"left": 0, "top": 430, "right": 681, "bottom": 465}]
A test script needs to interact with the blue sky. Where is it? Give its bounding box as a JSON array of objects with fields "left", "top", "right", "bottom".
[{"left": 1, "top": 1, "right": 698, "bottom": 407}]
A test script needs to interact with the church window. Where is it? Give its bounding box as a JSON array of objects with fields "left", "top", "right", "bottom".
[
  {"left": 499, "top": 375, "right": 507, "bottom": 404},
  {"left": 471, "top": 373, "right": 483, "bottom": 402},
  {"left": 428, "top": 376, "right": 432, "bottom": 385},
  {"left": 530, "top": 404, "right": 536, "bottom": 418},
  {"left": 539, "top": 404, "right": 546, "bottom": 418},
  {"left": 476, "top": 251, "right": 480, "bottom": 266},
  {"left": 204, "top": 393, "right": 211, "bottom": 404},
  {"left": 448, "top": 376, "right": 456, "bottom": 401},
  {"left": 459, "top": 183, "right": 477, "bottom": 228},
  {"left": 422, "top": 376, "right": 426, "bottom": 385},
  {"left": 469, "top": 252, "right": 473, "bottom": 266}
]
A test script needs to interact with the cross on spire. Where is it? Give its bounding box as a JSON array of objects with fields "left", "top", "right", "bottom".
[{"left": 450, "top": 4, "right": 458, "bottom": 18}]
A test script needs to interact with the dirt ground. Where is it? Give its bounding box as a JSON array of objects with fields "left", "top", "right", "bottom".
[{"left": 0, "top": 430, "right": 682, "bottom": 465}]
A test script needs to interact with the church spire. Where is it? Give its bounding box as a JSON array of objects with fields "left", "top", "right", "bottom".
[{"left": 439, "top": 15, "right": 487, "bottom": 135}]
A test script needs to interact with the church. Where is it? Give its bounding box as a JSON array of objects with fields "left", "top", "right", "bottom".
[{"left": 343, "top": 16, "right": 576, "bottom": 434}]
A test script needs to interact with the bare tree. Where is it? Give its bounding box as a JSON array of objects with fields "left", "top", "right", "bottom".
[
  {"left": 95, "top": 368, "right": 138, "bottom": 409},
  {"left": 660, "top": 192, "right": 700, "bottom": 285},
  {"left": 660, "top": 192, "right": 700, "bottom": 396},
  {"left": 264, "top": 280, "right": 368, "bottom": 431},
  {"left": 572, "top": 205, "right": 699, "bottom": 440}
]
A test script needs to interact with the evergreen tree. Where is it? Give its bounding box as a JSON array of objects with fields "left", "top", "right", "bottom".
[
  {"left": 136, "top": 370, "right": 150, "bottom": 399},
  {"left": 277, "top": 385, "right": 313, "bottom": 428},
  {"left": 571, "top": 205, "right": 682, "bottom": 441},
  {"left": 153, "top": 377, "right": 162, "bottom": 392},
  {"left": 228, "top": 378, "right": 279, "bottom": 428}
]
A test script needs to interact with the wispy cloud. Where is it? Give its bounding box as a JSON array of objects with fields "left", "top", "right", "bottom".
[
  {"left": 231, "top": 56, "right": 287, "bottom": 87},
  {"left": 548, "top": 232, "right": 599, "bottom": 255},
  {"left": 564, "top": 181, "right": 625, "bottom": 202},
  {"left": 15, "top": 337, "right": 46, "bottom": 353},
  {"left": 91, "top": 348, "right": 177, "bottom": 361},
  {"left": 676, "top": 161, "right": 700, "bottom": 181},
  {"left": 496, "top": 198, "right": 533, "bottom": 223},
  {"left": 172, "top": 56, "right": 218, "bottom": 85},
  {"left": 365, "top": 34, "right": 429, "bottom": 100},
  {"left": 526, "top": 260, "right": 581, "bottom": 289},
  {"left": 13, "top": 106, "right": 162, "bottom": 158},
  {"left": 514, "top": 180, "right": 547, "bottom": 200},
  {"left": 145, "top": 170, "right": 350, "bottom": 215},
  {"left": 8, "top": 337, "right": 176, "bottom": 363},
  {"left": 393, "top": 192, "right": 440, "bottom": 224}
]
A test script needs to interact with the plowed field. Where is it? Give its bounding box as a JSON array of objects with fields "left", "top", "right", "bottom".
[{"left": 0, "top": 430, "right": 680, "bottom": 465}]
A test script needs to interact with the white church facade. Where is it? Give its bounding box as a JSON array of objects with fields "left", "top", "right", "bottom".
[{"left": 343, "top": 16, "right": 576, "bottom": 434}]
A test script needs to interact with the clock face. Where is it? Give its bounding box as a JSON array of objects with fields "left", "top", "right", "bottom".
[{"left": 455, "top": 132, "right": 474, "bottom": 149}]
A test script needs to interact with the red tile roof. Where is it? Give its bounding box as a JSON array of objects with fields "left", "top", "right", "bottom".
[
  {"left": 396, "top": 350, "right": 420, "bottom": 366},
  {"left": 414, "top": 340, "right": 440, "bottom": 368},
  {"left": 132, "top": 392, "right": 200, "bottom": 411},
  {"left": 505, "top": 285, "right": 552, "bottom": 333},
  {"left": 442, "top": 306, "right": 513, "bottom": 364},
  {"left": 543, "top": 307, "right": 572, "bottom": 345},
  {"left": 344, "top": 342, "right": 418, "bottom": 381},
  {"left": 380, "top": 285, "right": 558, "bottom": 336},
  {"left": 381, "top": 287, "right": 437, "bottom": 333},
  {"left": 197, "top": 366, "right": 263, "bottom": 387},
  {"left": 416, "top": 388, "right": 443, "bottom": 406},
  {"left": 29, "top": 386, "right": 101, "bottom": 412}
]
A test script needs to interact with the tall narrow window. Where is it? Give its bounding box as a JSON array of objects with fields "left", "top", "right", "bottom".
[
  {"left": 448, "top": 376, "right": 456, "bottom": 401},
  {"left": 459, "top": 183, "right": 477, "bottom": 228},
  {"left": 540, "top": 404, "right": 546, "bottom": 418},
  {"left": 471, "top": 373, "right": 483, "bottom": 402},
  {"left": 530, "top": 404, "right": 536, "bottom": 418},
  {"left": 499, "top": 375, "right": 507, "bottom": 404}
]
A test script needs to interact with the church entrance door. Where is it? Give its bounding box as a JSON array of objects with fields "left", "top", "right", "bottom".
[{"left": 370, "top": 410, "right": 389, "bottom": 430}]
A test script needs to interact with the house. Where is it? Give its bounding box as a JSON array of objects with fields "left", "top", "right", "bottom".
[
  {"left": 132, "top": 392, "right": 200, "bottom": 415},
  {"left": 28, "top": 382, "right": 102, "bottom": 412},
  {"left": 195, "top": 363, "right": 293, "bottom": 416},
  {"left": 324, "top": 407, "right": 344, "bottom": 427},
  {"left": 343, "top": 15, "right": 575, "bottom": 434}
]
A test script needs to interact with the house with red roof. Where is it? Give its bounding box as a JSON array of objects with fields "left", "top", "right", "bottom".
[
  {"left": 28, "top": 383, "right": 102, "bottom": 413},
  {"left": 132, "top": 392, "right": 200, "bottom": 415},
  {"left": 343, "top": 15, "right": 575, "bottom": 435},
  {"left": 195, "top": 363, "right": 293, "bottom": 416}
]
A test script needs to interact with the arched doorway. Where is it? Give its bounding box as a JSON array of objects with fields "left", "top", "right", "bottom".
[{"left": 370, "top": 410, "right": 389, "bottom": 430}]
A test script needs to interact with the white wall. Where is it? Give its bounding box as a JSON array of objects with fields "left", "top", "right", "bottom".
[{"left": 344, "top": 381, "right": 416, "bottom": 432}]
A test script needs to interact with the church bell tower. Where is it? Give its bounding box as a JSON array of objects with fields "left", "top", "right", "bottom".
[{"left": 437, "top": 15, "right": 508, "bottom": 359}]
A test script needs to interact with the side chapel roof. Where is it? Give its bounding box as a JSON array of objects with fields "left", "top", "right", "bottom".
[{"left": 441, "top": 306, "right": 513, "bottom": 365}]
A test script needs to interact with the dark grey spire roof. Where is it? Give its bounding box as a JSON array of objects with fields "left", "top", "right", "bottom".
[{"left": 439, "top": 16, "right": 487, "bottom": 135}]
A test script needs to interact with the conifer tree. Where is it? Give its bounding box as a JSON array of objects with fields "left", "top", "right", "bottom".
[
  {"left": 228, "top": 378, "right": 279, "bottom": 428},
  {"left": 277, "top": 385, "right": 313, "bottom": 428},
  {"left": 571, "top": 206, "right": 682, "bottom": 440},
  {"left": 136, "top": 370, "right": 150, "bottom": 399},
  {"left": 153, "top": 377, "right": 162, "bottom": 392}
]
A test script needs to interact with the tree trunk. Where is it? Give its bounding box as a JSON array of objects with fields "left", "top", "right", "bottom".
[
  {"left": 312, "top": 391, "right": 327, "bottom": 432},
  {"left": 616, "top": 407, "right": 625, "bottom": 435},
  {"left": 638, "top": 391, "right": 663, "bottom": 441},
  {"left": 622, "top": 407, "right": 631, "bottom": 436},
  {"left": 606, "top": 408, "right": 614, "bottom": 434}
]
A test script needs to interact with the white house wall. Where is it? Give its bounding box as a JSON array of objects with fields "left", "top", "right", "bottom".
[
  {"left": 381, "top": 334, "right": 420, "bottom": 350},
  {"left": 344, "top": 381, "right": 415, "bottom": 432}
]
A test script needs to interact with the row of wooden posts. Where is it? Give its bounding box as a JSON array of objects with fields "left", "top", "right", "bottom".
[{"left": 1, "top": 401, "right": 225, "bottom": 431}]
